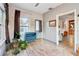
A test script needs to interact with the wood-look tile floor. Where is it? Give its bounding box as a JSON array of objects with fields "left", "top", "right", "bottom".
[{"left": 5, "top": 39, "right": 73, "bottom": 56}]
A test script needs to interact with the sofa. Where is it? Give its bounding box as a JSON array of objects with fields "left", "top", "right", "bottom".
[{"left": 24, "top": 32, "right": 36, "bottom": 43}]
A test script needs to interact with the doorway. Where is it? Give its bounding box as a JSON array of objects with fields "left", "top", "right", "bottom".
[{"left": 56, "top": 10, "right": 77, "bottom": 53}]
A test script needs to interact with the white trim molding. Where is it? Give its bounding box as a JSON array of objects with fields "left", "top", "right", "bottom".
[{"left": 56, "top": 9, "right": 77, "bottom": 53}]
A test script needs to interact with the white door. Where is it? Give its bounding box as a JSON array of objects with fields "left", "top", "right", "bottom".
[{"left": 56, "top": 10, "right": 77, "bottom": 53}]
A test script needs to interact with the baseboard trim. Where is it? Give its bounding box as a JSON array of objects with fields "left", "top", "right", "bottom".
[{"left": 43, "top": 38, "right": 56, "bottom": 44}]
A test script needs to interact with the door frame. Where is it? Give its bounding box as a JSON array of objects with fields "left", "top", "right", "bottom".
[{"left": 56, "top": 9, "right": 77, "bottom": 53}]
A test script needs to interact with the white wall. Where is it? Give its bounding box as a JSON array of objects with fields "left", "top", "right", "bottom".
[
  {"left": 9, "top": 4, "right": 43, "bottom": 42},
  {"left": 43, "top": 3, "right": 79, "bottom": 45}
]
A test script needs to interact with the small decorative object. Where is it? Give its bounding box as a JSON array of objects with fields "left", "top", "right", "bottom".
[{"left": 49, "top": 20, "right": 56, "bottom": 27}]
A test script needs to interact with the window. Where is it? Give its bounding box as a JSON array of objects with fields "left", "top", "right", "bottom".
[
  {"left": 35, "top": 20, "right": 40, "bottom": 32},
  {"left": 20, "top": 17, "right": 29, "bottom": 40},
  {"left": 35, "top": 20, "right": 42, "bottom": 32},
  {"left": 0, "top": 7, "right": 4, "bottom": 41}
]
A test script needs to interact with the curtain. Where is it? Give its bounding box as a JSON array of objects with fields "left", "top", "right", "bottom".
[
  {"left": 4, "top": 3, "right": 10, "bottom": 44},
  {"left": 14, "top": 10, "right": 20, "bottom": 39}
]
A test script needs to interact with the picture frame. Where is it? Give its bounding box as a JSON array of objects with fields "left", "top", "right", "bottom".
[{"left": 49, "top": 20, "right": 56, "bottom": 27}]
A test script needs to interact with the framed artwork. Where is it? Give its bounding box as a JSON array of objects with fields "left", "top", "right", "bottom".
[{"left": 49, "top": 20, "right": 56, "bottom": 27}]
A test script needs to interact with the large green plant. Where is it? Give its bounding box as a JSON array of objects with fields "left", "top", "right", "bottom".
[
  {"left": 15, "top": 32, "right": 20, "bottom": 39},
  {"left": 13, "top": 32, "right": 20, "bottom": 43},
  {"left": 19, "top": 40, "right": 28, "bottom": 50}
]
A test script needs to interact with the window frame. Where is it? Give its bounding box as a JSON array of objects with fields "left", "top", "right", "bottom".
[
  {"left": 20, "top": 17, "right": 29, "bottom": 40},
  {"left": 20, "top": 17, "right": 29, "bottom": 32},
  {"left": 35, "top": 20, "right": 42, "bottom": 32},
  {"left": 0, "top": 4, "right": 6, "bottom": 44}
]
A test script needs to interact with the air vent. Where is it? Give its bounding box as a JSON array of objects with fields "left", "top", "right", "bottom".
[
  {"left": 48, "top": 8, "right": 53, "bottom": 10},
  {"left": 35, "top": 3, "right": 39, "bottom": 7}
]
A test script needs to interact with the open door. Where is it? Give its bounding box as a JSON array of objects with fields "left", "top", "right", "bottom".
[
  {"left": 56, "top": 9, "right": 77, "bottom": 53},
  {"left": 69, "top": 20, "right": 74, "bottom": 48}
]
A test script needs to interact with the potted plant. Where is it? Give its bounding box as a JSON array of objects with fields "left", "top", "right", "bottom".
[
  {"left": 8, "top": 32, "right": 29, "bottom": 55},
  {"left": 19, "top": 40, "right": 28, "bottom": 50},
  {"left": 13, "top": 32, "right": 20, "bottom": 41}
]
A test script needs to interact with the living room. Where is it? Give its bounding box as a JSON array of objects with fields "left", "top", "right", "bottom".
[{"left": 1, "top": 3, "right": 79, "bottom": 56}]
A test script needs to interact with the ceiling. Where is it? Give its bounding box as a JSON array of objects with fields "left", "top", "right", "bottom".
[{"left": 12, "top": 3, "right": 62, "bottom": 14}]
